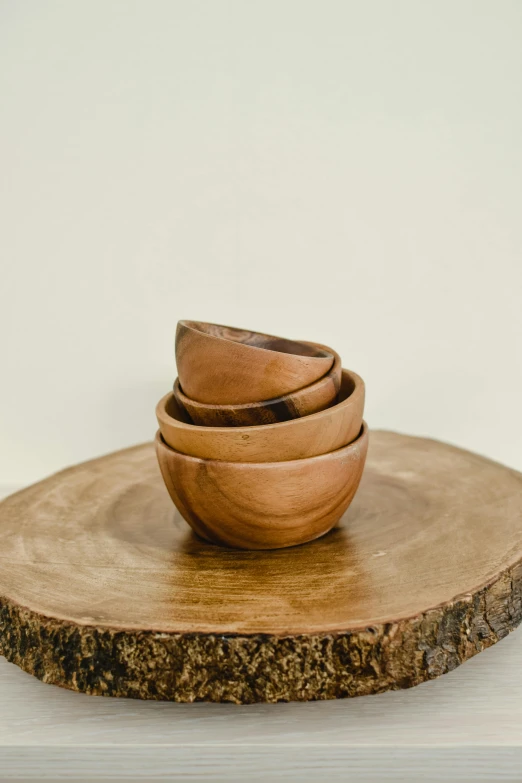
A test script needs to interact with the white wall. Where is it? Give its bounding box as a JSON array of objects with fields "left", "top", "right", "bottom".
[{"left": 1, "top": 0, "right": 521, "bottom": 485}]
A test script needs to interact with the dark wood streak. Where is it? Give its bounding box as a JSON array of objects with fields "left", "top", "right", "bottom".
[{"left": 174, "top": 382, "right": 298, "bottom": 426}]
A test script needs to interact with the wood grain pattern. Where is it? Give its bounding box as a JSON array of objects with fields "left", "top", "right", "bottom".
[
  {"left": 174, "top": 344, "right": 342, "bottom": 426},
  {"left": 175, "top": 320, "right": 335, "bottom": 405},
  {"left": 157, "top": 368, "right": 364, "bottom": 462},
  {"left": 0, "top": 432, "right": 521, "bottom": 704},
  {"left": 155, "top": 423, "right": 368, "bottom": 549}
]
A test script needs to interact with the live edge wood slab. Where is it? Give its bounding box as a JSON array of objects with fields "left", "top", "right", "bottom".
[{"left": 0, "top": 431, "right": 521, "bottom": 704}]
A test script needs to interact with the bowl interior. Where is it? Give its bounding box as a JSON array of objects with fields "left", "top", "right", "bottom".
[
  {"left": 182, "top": 321, "right": 331, "bottom": 359},
  {"left": 165, "top": 393, "right": 193, "bottom": 424}
]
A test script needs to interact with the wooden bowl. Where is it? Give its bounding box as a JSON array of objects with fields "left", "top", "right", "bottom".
[
  {"left": 175, "top": 320, "right": 335, "bottom": 405},
  {"left": 155, "top": 421, "right": 369, "bottom": 550},
  {"left": 174, "top": 343, "right": 342, "bottom": 427},
  {"left": 157, "top": 368, "right": 364, "bottom": 462}
]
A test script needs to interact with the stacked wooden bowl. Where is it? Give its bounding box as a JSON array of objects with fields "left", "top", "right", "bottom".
[{"left": 156, "top": 320, "right": 368, "bottom": 550}]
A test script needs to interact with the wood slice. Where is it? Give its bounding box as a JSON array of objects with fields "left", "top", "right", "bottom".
[{"left": 0, "top": 431, "right": 521, "bottom": 704}]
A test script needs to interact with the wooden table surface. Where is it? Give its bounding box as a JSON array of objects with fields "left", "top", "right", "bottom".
[{"left": 1, "top": 484, "right": 522, "bottom": 782}]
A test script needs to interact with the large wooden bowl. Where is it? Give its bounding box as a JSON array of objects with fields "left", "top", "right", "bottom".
[
  {"left": 174, "top": 343, "right": 342, "bottom": 427},
  {"left": 157, "top": 369, "right": 364, "bottom": 462},
  {"left": 155, "top": 422, "right": 369, "bottom": 550},
  {"left": 175, "top": 320, "right": 335, "bottom": 405}
]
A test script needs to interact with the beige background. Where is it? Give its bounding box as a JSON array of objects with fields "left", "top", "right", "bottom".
[{"left": 1, "top": 0, "right": 521, "bottom": 484}]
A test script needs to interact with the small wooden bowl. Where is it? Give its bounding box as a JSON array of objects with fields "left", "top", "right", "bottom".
[
  {"left": 175, "top": 320, "right": 335, "bottom": 405},
  {"left": 157, "top": 369, "right": 364, "bottom": 462},
  {"left": 155, "top": 422, "right": 369, "bottom": 550},
  {"left": 174, "top": 343, "right": 342, "bottom": 427}
]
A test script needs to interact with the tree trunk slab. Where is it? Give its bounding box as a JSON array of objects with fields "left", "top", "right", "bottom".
[{"left": 0, "top": 431, "right": 521, "bottom": 703}]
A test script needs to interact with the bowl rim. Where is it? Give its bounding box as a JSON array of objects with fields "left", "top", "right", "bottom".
[
  {"left": 155, "top": 420, "right": 368, "bottom": 469},
  {"left": 157, "top": 367, "right": 363, "bottom": 436},
  {"left": 177, "top": 320, "right": 335, "bottom": 361}
]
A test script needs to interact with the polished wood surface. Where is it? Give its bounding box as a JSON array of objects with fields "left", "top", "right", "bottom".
[
  {"left": 175, "top": 320, "right": 334, "bottom": 405},
  {"left": 1, "top": 432, "right": 521, "bottom": 703},
  {"left": 155, "top": 423, "right": 368, "bottom": 549},
  {"left": 174, "top": 344, "right": 342, "bottom": 426},
  {"left": 157, "top": 369, "right": 364, "bottom": 462}
]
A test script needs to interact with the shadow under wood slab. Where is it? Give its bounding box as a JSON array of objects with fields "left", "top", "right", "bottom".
[{"left": 0, "top": 432, "right": 521, "bottom": 703}]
